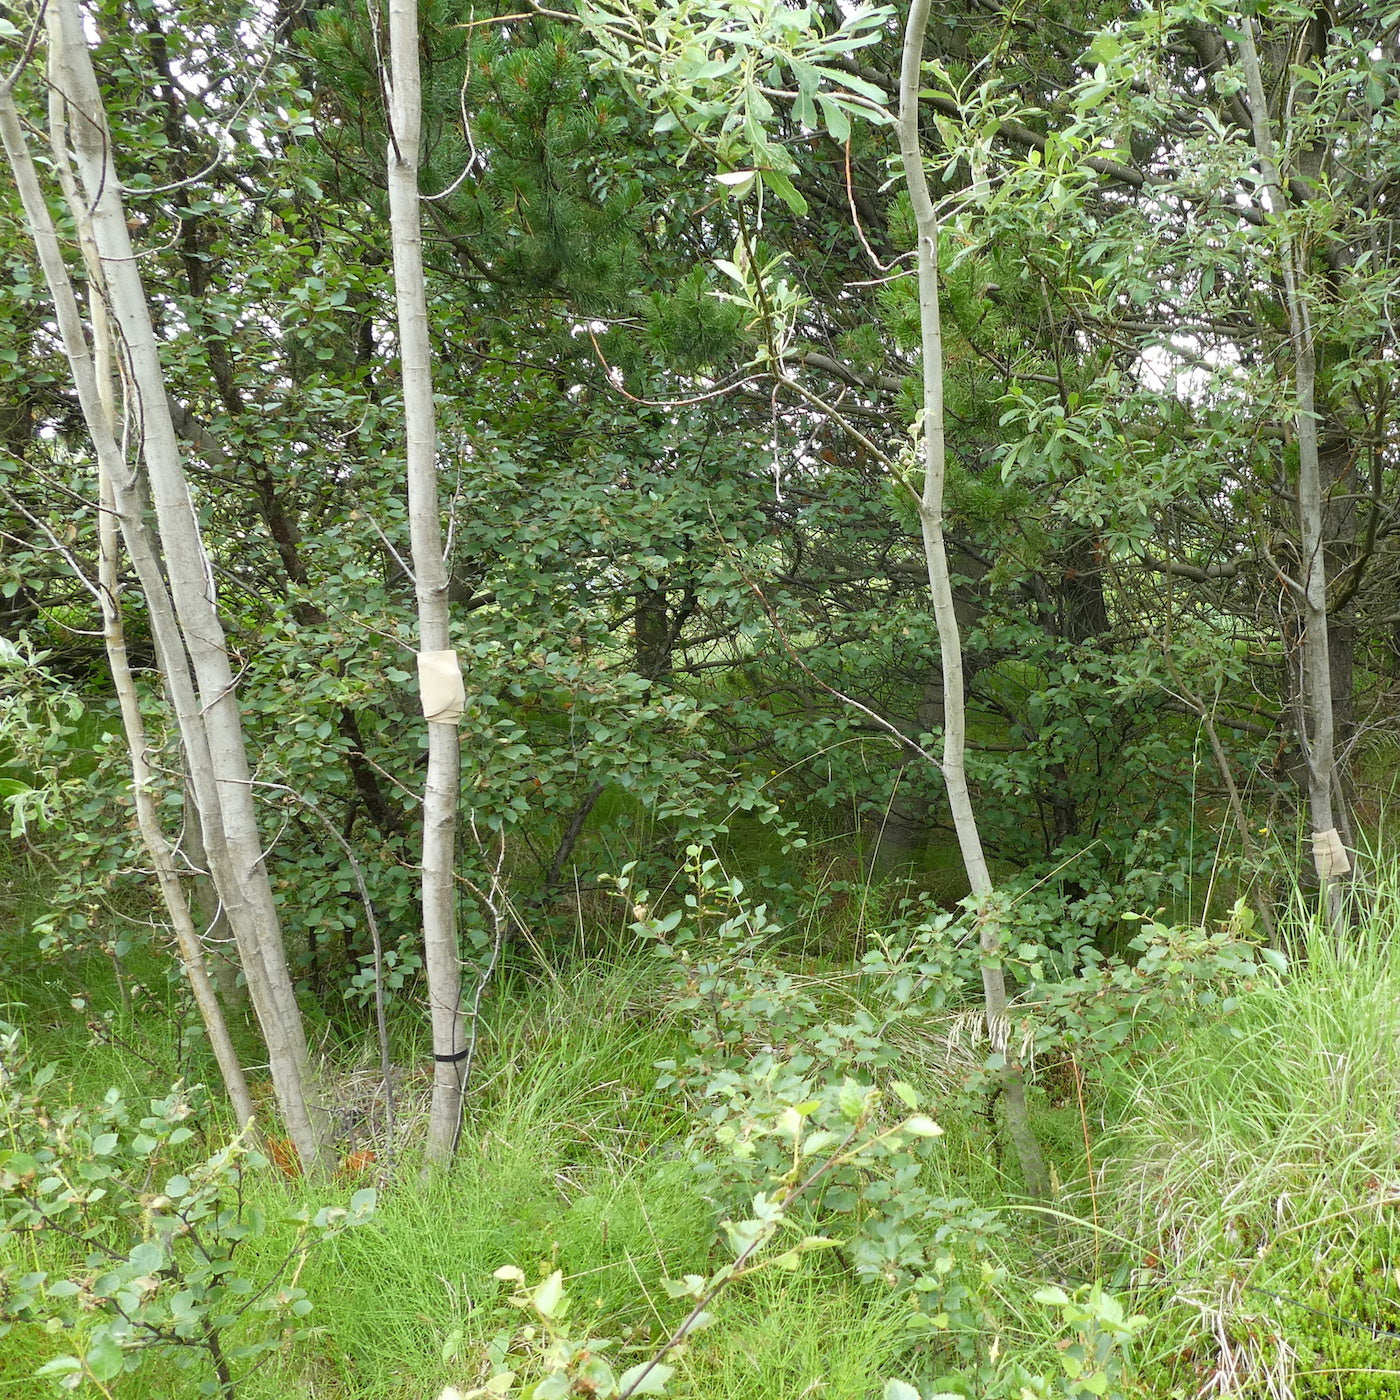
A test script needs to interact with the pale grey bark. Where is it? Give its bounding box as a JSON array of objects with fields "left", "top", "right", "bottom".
[
  {"left": 897, "top": 0, "right": 1050, "bottom": 1202},
  {"left": 385, "top": 0, "right": 467, "bottom": 1159},
  {"left": 1, "top": 6, "right": 330, "bottom": 1168},
  {"left": 96, "top": 406, "right": 259, "bottom": 1133},
  {"left": 1238, "top": 18, "right": 1347, "bottom": 921},
  {"left": 0, "top": 82, "right": 261, "bottom": 1132}
]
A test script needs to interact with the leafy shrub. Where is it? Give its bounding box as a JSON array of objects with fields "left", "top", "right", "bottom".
[{"left": 0, "top": 1023, "right": 375, "bottom": 1395}]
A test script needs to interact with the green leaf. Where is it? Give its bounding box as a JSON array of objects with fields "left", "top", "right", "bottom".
[
  {"left": 532, "top": 1269, "right": 564, "bottom": 1319},
  {"left": 760, "top": 168, "right": 808, "bottom": 216},
  {"left": 85, "top": 1335, "right": 124, "bottom": 1382},
  {"left": 816, "top": 94, "right": 851, "bottom": 143},
  {"left": 129, "top": 1242, "right": 164, "bottom": 1273},
  {"left": 34, "top": 1357, "right": 83, "bottom": 1378},
  {"left": 617, "top": 1361, "right": 674, "bottom": 1394},
  {"left": 716, "top": 170, "right": 757, "bottom": 200},
  {"left": 883, "top": 1381, "right": 922, "bottom": 1400},
  {"left": 815, "top": 65, "right": 888, "bottom": 105}
]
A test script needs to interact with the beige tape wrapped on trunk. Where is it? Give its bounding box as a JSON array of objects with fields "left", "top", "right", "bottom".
[
  {"left": 417, "top": 649, "right": 464, "bottom": 725},
  {"left": 1311, "top": 827, "right": 1351, "bottom": 878}
]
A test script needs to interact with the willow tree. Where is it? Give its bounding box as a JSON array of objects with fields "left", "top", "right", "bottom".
[
  {"left": 565, "top": 0, "right": 1051, "bottom": 1198},
  {"left": 1238, "top": 17, "right": 1350, "bottom": 919}
]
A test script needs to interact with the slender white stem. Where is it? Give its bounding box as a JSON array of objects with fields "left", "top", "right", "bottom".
[
  {"left": 1238, "top": 18, "right": 1345, "bottom": 915},
  {"left": 897, "top": 0, "right": 1049, "bottom": 1202},
  {"left": 385, "top": 0, "right": 468, "bottom": 1160},
  {"left": 2, "top": 4, "right": 331, "bottom": 1168}
]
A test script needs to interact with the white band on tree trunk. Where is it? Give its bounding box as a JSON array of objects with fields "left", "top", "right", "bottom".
[
  {"left": 417, "top": 649, "right": 465, "bottom": 725},
  {"left": 1311, "top": 827, "right": 1351, "bottom": 878}
]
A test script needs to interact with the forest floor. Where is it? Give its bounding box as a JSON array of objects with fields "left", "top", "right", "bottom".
[{"left": 4, "top": 856, "right": 1400, "bottom": 1399}]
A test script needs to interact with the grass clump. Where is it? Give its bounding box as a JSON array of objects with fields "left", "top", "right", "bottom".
[{"left": 1100, "top": 871, "right": 1400, "bottom": 1398}]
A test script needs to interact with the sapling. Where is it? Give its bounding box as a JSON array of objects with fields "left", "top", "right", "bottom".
[
  {"left": 470, "top": 1085, "right": 941, "bottom": 1400},
  {"left": 383, "top": 0, "right": 469, "bottom": 1161},
  {"left": 895, "top": 0, "right": 1050, "bottom": 1204}
]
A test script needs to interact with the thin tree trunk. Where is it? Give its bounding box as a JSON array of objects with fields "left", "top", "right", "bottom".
[
  {"left": 92, "top": 320, "right": 258, "bottom": 1131},
  {"left": 2, "top": 10, "right": 329, "bottom": 1169},
  {"left": 897, "top": 0, "right": 1050, "bottom": 1202},
  {"left": 182, "top": 790, "right": 245, "bottom": 1009},
  {"left": 385, "top": 0, "right": 467, "bottom": 1160},
  {"left": 1238, "top": 18, "right": 1349, "bottom": 924}
]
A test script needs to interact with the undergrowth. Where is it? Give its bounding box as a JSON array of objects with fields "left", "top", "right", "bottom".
[{"left": 5, "top": 849, "right": 1400, "bottom": 1397}]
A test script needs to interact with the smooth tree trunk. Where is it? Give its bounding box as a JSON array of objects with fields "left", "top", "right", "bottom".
[
  {"left": 1, "top": 7, "right": 330, "bottom": 1169},
  {"left": 897, "top": 0, "right": 1050, "bottom": 1202},
  {"left": 93, "top": 367, "right": 258, "bottom": 1133},
  {"left": 1238, "top": 18, "right": 1350, "bottom": 922},
  {"left": 385, "top": 0, "right": 468, "bottom": 1160}
]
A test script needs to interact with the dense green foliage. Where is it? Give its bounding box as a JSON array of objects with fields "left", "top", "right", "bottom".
[{"left": 3, "top": 0, "right": 1400, "bottom": 1392}]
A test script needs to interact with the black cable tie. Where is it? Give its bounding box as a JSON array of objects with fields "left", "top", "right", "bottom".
[{"left": 433, "top": 1047, "right": 470, "bottom": 1063}]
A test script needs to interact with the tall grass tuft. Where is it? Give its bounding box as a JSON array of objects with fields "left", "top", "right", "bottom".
[{"left": 1100, "top": 865, "right": 1400, "bottom": 1397}]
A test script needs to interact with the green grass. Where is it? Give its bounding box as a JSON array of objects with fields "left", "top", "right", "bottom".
[
  {"left": 1097, "top": 868, "right": 1400, "bottom": 1399},
  {"left": 1, "top": 960, "right": 977, "bottom": 1399},
  {"left": 9, "top": 846, "right": 1400, "bottom": 1398}
]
